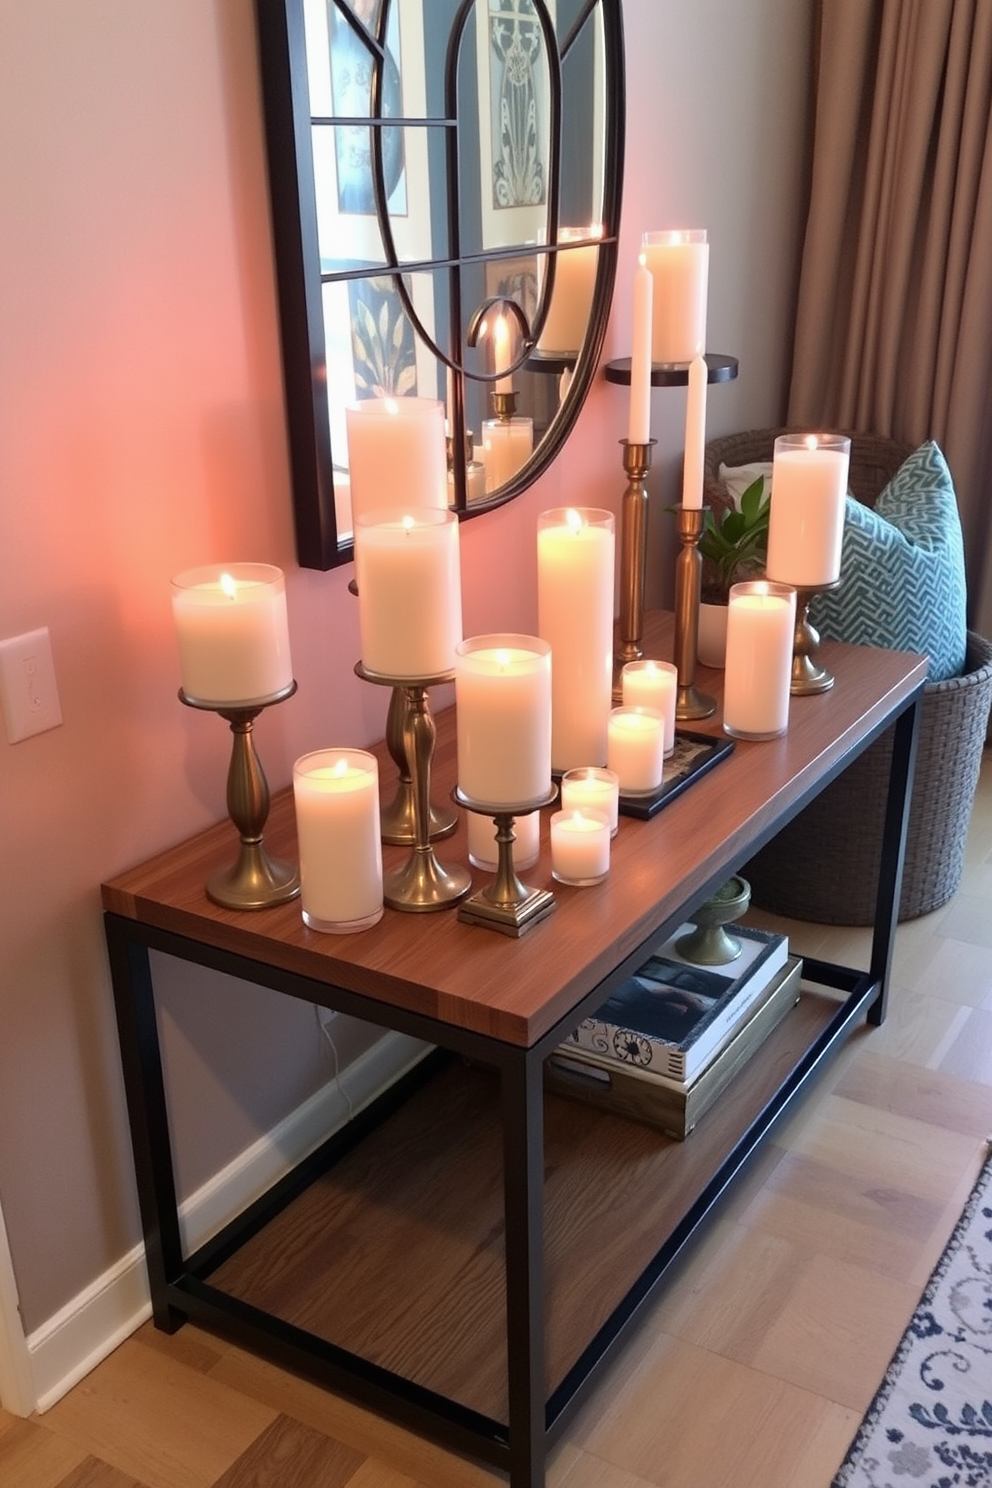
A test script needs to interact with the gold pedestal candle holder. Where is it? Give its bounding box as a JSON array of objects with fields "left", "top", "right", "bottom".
[
  {"left": 356, "top": 663, "right": 471, "bottom": 912},
  {"left": 380, "top": 686, "right": 458, "bottom": 845},
  {"left": 491, "top": 389, "right": 517, "bottom": 422},
  {"left": 454, "top": 787, "right": 557, "bottom": 937},
  {"left": 791, "top": 580, "right": 840, "bottom": 695},
  {"left": 179, "top": 682, "right": 300, "bottom": 910},
  {"left": 612, "top": 438, "right": 657, "bottom": 701},
  {"left": 673, "top": 506, "right": 717, "bottom": 720}
]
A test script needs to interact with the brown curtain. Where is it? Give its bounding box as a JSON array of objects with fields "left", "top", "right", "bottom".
[{"left": 788, "top": 0, "right": 992, "bottom": 638}]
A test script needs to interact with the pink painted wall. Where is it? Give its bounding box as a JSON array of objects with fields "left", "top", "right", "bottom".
[{"left": 0, "top": 0, "right": 812, "bottom": 1333}]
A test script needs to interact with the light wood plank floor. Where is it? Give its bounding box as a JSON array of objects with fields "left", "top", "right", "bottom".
[{"left": 4, "top": 750, "right": 992, "bottom": 1488}]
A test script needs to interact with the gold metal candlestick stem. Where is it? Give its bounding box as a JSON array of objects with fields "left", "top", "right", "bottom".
[
  {"left": 454, "top": 788, "right": 557, "bottom": 937},
  {"left": 791, "top": 580, "right": 840, "bottom": 695},
  {"left": 491, "top": 390, "right": 517, "bottom": 422},
  {"left": 356, "top": 664, "right": 470, "bottom": 912},
  {"left": 179, "top": 683, "right": 300, "bottom": 910},
  {"left": 673, "top": 506, "right": 717, "bottom": 721},
  {"left": 613, "top": 438, "right": 656, "bottom": 700},
  {"left": 381, "top": 687, "right": 458, "bottom": 844}
]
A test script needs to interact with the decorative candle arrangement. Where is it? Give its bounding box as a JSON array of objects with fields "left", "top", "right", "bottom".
[
  {"left": 550, "top": 809, "right": 611, "bottom": 886},
  {"left": 640, "top": 229, "right": 708, "bottom": 364},
  {"left": 621, "top": 660, "right": 677, "bottom": 754},
  {"left": 723, "top": 581, "right": 797, "bottom": 740},
  {"left": 293, "top": 749, "right": 383, "bottom": 933},
  {"left": 561, "top": 766, "right": 620, "bottom": 837},
  {"left": 766, "top": 433, "right": 850, "bottom": 587},
  {"left": 482, "top": 417, "right": 534, "bottom": 492},
  {"left": 353, "top": 508, "right": 463, "bottom": 680},
  {"left": 454, "top": 636, "right": 552, "bottom": 808},
  {"left": 537, "top": 226, "right": 602, "bottom": 355},
  {"left": 344, "top": 397, "right": 448, "bottom": 527},
  {"left": 627, "top": 256, "right": 653, "bottom": 444},
  {"left": 607, "top": 706, "right": 666, "bottom": 794},
  {"left": 537, "top": 507, "right": 615, "bottom": 772},
  {"left": 171, "top": 563, "right": 294, "bottom": 706}
]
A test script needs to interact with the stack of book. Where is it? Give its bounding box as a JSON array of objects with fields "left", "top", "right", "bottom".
[{"left": 546, "top": 922, "right": 801, "bottom": 1139}]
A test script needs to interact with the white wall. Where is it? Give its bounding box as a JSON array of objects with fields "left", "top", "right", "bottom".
[{"left": 0, "top": 0, "right": 812, "bottom": 1364}]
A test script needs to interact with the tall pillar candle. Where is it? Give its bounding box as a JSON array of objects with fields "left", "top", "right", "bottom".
[
  {"left": 354, "top": 508, "right": 462, "bottom": 679},
  {"left": 766, "top": 433, "right": 850, "bottom": 587},
  {"left": 723, "top": 580, "right": 797, "bottom": 740},
  {"left": 345, "top": 398, "right": 447, "bottom": 528},
  {"left": 293, "top": 749, "right": 383, "bottom": 933},
  {"left": 621, "top": 659, "right": 677, "bottom": 753},
  {"left": 537, "top": 508, "right": 616, "bottom": 772},
  {"left": 171, "top": 563, "right": 293, "bottom": 706},
  {"left": 537, "top": 226, "right": 601, "bottom": 355},
  {"left": 628, "top": 257, "right": 653, "bottom": 444},
  {"left": 607, "top": 706, "right": 666, "bottom": 793},
  {"left": 640, "top": 229, "right": 708, "bottom": 364},
  {"left": 454, "top": 635, "right": 552, "bottom": 807}
]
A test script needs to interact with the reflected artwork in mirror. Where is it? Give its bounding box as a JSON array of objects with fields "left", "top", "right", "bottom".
[{"left": 255, "top": 0, "right": 625, "bottom": 569}]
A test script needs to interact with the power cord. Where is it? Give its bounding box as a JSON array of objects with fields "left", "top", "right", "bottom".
[{"left": 314, "top": 1006, "right": 354, "bottom": 1123}]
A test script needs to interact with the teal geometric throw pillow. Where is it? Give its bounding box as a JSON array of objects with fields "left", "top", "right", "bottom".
[{"left": 809, "top": 441, "right": 967, "bottom": 680}]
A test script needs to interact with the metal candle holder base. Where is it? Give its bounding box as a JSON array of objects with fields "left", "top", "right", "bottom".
[
  {"left": 356, "top": 663, "right": 470, "bottom": 912},
  {"left": 613, "top": 438, "right": 657, "bottom": 701},
  {"left": 179, "top": 682, "right": 300, "bottom": 910},
  {"left": 791, "top": 581, "right": 840, "bottom": 695},
  {"left": 676, "top": 875, "right": 751, "bottom": 964},
  {"left": 454, "top": 787, "right": 557, "bottom": 937},
  {"left": 673, "top": 506, "right": 716, "bottom": 721}
]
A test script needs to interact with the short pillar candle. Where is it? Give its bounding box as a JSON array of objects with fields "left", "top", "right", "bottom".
[
  {"left": 550, "top": 809, "right": 611, "bottom": 886},
  {"left": 454, "top": 635, "right": 552, "bottom": 808},
  {"left": 561, "top": 766, "right": 619, "bottom": 837},
  {"left": 766, "top": 433, "right": 850, "bottom": 588},
  {"left": 292, "top": 749, "right": 384, "bottom": 933},
  {"left": 354, "top": 508, "right": 463, "bottom": 679},
  {"left": 723, "top": 581, "right": 797, "bottom": 740},
  {"left": 607, "top": 706, "right": 666, "bottom": 794},
  {"left": 621, "top": 660, "right": 677, "bottom": 754},
  {"left": 171, "top": 563, "right": 293, "bottom": 706},
  {"left": 640, "top": 229, "right": 708, "bottom": 364}
]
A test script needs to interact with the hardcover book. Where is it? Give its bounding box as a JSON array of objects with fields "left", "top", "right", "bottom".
[{"left": 565, "top": 921, "right": 789, "bottom": 1084}]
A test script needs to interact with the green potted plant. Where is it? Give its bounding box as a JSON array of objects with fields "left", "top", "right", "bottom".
[{"left": 697, "top": 475, "right": 770, "bottom": 665}]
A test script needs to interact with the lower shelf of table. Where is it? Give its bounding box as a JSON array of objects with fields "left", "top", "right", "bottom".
[{"left": 191, "top": 984, "right": 854, "bottom": 1426}]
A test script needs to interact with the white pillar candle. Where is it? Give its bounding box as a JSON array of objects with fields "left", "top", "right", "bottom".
[
  {"left": 681, "top": 351, "right": 707, "bottom": 508},
  {"left": 640, "top": 229, "right": 708, "bottom": 364},
  {"left": 628, "top": 257, "right": 653, "bottom": 445},
  {"left": 537, "top": 226, "right": 601, "bottom": 355},
  {"left": 607, "top": 706, "right": 666, "bottom": 793},
  {"left": 537, "top": 507, "right": 616, "bottom": 772},
  {"left": 293, "top": 749, "right": 383, "bottom": 933},
  {"left": 766, "top": 433, "right": 851, "bottom": 587},
  {"left": 621, "top": 659, "right": 678, "bottom": 754},
  {"left": 345, "top": 398, "right": 448, "bottom": 528},
  {"left": 493, "top": 311, "right": 513, "bottom": 393},
  {"left": 561, "top": 766, "right": 620, "bottom": 837},
  {"left": 482, "top": 417, "right": 534, "bottom": 492},
  {"left": 723, "top": 580, "right": 797, "bottom": 740},
  {"left": 550, "top": 809, "right": 611, "bottom": 886},
  {"left": 467, "top": 807, "right": 541, "bottom": 871},
  {"left": 454, "top": 635, "right": 552, "bottom": 807},
  {"left": 171, "top": 563, "right": 293, "bottom": 706},
  {"left": 354, "top": 508, "right": 463, "bottom": 679}
]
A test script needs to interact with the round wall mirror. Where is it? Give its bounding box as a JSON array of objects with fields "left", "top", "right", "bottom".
[{"left": 255, "top": 0, "right": 625, "bottom": 570}]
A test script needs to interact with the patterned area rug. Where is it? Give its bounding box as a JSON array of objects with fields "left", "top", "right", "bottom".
[{"left": 833, "top": 1146, "right": 992, "bottom": 1488}]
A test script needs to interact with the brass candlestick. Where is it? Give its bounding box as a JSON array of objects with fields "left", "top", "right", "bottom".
[
  {"left": 381, "top": 686, "right": 458, "bottom": 845},
  {"left": 791, "top": 580, "right": 840, "bottom": 695},
  {"left": 613, "top": 438, "right": 656, "bottom": 700},
  {"left": 179, "top": 683, "right": 300, "bottom": 910},
  {"left": 454, "top": 787, "right": 557, "bottom": 937},
  {"left": 491, "top": 389, "right": 517, "bottom": 422},
  {"left": 356, "top": 664, "right": 470, "bottom": 912},
  {"left": 673, "top": 506, "right": 716, "bottom": 720}
]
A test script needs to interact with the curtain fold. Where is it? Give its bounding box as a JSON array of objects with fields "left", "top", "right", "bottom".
[{"left": 788, "top": 0, "right": 992, "bottom": 635}]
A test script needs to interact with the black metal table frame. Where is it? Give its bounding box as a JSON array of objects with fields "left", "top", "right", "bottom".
[{"left": 105, "top": 691, "right": 921, "bottom": 1488}]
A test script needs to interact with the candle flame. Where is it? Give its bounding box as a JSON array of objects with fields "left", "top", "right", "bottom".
[
  {"left": 804, "top": 433, "right": 819, "bottom": 451},
  {"left": 332, "top": 758, "right": 351, "bottom": 777},
  {"left": 637, "top": 250, "right": 647, "bottom": 268},
  {"left": 495, "top": 649, "right": 510, "bottom": 669},
  {"left": 565, "top": 508, "right": 584, "bottom": 535},
  {"left": 384, "top": 398, "right": 399, "bottom": 416},
  {"left": 220, "top": 572, "right": 237, "bottom": 599},
  {"left": 401, "top": 514, "right": 415, "bottom": 532}
]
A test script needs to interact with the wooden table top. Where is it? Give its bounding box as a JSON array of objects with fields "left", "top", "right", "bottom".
[{"left": 102, "top": 614, "right": 926, "bottom": 1048}]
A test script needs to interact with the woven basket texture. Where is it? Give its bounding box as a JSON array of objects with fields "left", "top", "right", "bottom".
[{"left": 705, "top": 427, "right": 992, "bottom": 923}]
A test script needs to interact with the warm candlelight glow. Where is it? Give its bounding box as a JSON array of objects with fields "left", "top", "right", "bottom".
[{"left": 220, "top": 572, "right": 237, "bottom": 600}]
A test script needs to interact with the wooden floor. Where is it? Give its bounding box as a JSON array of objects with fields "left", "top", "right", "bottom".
[{"left": 4, "top": 749, "right": 992, "bottom": 1488}]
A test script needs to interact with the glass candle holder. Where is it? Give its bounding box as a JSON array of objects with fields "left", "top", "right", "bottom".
[
  {"left": 621, "top": 659, "right": 677, "bottom": 754},
  {"left": 171, "top": 563, "right": 293, "bottom": 707},
  {"left": 550, "top": 809, "right": 611, "bottom": 886},
  {"left": 723, "top": 581, "right": 797, "bottom": 741},
  {"left": 640, "top": 228, "right": 708, "bottom": 363},
  {"left": 561, "top": 766, "right": 619, "bottom": 837},
  {"left": 454, "top": 634, "right": 552, "bottom": 809},
  {"left": 293, "top": 749, "right": 384, "bottom": 933},
  {"left": 766, "top": 432, "right": 851, "bottom": 589},
  {"left": 607, "top": 706, "right": 665, "bottom": 794},
  {"left": 353, "top": 507, "right": 462, "bottom": 680}
]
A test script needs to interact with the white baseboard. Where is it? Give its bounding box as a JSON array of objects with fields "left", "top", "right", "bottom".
[{"left": 26, "top": 1031, "right": 431, "bottom": 1414}]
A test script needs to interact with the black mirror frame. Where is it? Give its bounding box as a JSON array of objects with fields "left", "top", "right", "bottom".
[{"left": 254, "top": 0, "right": 625, "bottom": 571}]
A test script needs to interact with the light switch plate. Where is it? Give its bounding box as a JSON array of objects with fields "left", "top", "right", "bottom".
[{"left": 0, "top": 627, "right": 63, "bottom": 742}]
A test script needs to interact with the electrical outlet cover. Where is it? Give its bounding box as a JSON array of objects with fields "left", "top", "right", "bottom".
[{"left": 0, "top": 628, "right": 63, "bottom": 742}]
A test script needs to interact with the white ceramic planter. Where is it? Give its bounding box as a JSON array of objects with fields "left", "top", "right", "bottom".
[{"left": 698, "top": 601, "right": 728, "bottom": 668}]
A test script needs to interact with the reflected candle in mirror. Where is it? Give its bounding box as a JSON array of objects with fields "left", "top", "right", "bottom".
[
  {"left": 293, "top": 749, "right": 383, "bottom": 934},
  {"left": 537, "top": 226, "right": 602, "bottom": 355},
  {"left": 171, "top": 563, "right": 293, "bottom": 706},
  {"left": 723, "top": 581, "right": 797, "bottom": 740},
  {"left": 550, "top": 809, "right": 611, "bottom": 886},
  {"left": 766, "top": 433, "right": 851, "bottom": 587},
  {"left": 482, "top": 417, "right": 534, "bottom": 492},
  {"left": 467, "top": 808, "right": 541, "bottom": 871},
  {"left": 607, "top": 706, "right": 665, "bottom": 793},
  {"left": 621, "top": 660, "right": 677, "bottom": 754},
  {"left": 454, "top": 635, "right": 552, "bottom": 808},
  {"left": 354, "top": 508, "right": 462, "bottom": 679},
  {"left": 345, "top": 398, "right": 447, "bottom": 526},
  {"left": 640, "top": 229, "right": 708, "bottom": 364}
]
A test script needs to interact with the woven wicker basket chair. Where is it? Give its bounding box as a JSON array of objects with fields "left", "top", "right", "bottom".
[{"left": 703, "top": 427, "right": 992, "bottom": 923}]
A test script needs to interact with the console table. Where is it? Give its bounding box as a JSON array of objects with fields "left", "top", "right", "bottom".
[{"left": 102, "top": 614, "right": 925, "bottom": 1488}]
